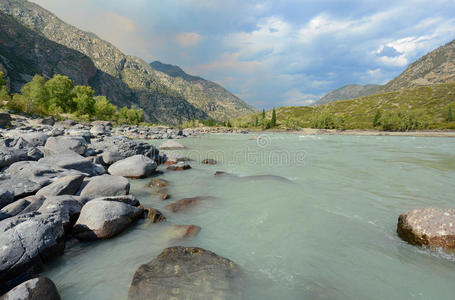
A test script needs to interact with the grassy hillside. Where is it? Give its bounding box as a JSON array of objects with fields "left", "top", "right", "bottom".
[{"left": 233, "top": 83, "right": 455, "bottom": 131}]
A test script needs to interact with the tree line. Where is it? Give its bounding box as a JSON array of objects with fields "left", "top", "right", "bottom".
[{"left": 0, "top": 72, "right": 144, "bottom": 125}]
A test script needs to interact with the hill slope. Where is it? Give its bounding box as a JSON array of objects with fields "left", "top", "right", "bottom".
[
  {"left": 0, "top": 0, "right": 254, "bottom": 123},
  {"left": 316, "top": 84, "right": 381, "bottom": 105}
]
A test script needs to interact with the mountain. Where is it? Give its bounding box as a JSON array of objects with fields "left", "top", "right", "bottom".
[
  {"left": 0, "top": 0, "right": 254, "bottom": 123},
  {"left": 316, "top": 39, "right": 455, "bottom": 105},
  {"left": 383, "top": 39, "right": 455, "bottom": 91},
  {"left": 316, "top": 84, "right": 381, "bottom": 105},
  {"left": 150, "top": 61, "right": 255, "bottom": 120}
]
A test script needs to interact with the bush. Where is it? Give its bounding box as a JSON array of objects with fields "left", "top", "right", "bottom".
[
  {"left": 117, "top": 105, "right": 144, "bottom": 125},
  {"left": 379, "top": 111, "right": 430, "bottom": 131},
  {"left": 45, "top": 74, "right": 75, "bottom": 113},
  {"left": 94, "top": 96, "right": 117, "bottom": 120},
  {"left": 73, "top": 85, "right": 95, "bottom": 116}
]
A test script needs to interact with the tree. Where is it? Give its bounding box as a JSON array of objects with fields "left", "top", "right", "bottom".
[
  {"left": 18, "top": 75, "right": 48, "bottom": 114},
  {"left": 254, "top": 115, "right": 259, "bottom": 127},
  {"left": 373, "top": 109, "right": 382, "bottom": 127},
  {"left": 262, "top": 108, "right": 265, "bottom": 120},
  {"left": 0, "top": 71, "right": 10, "bottom": 102},
  {"left": 45, "top": 74, "right": 75, "bottom": 112},
  {"left": 0, "top": 71, "right": 5, "bottom": 90},
  {"left": 94, "top": 96, "right": 117, "bottom": 120},
  {"left": 271, "top": 108, "right": 277, "bottom": 127},
  {"left": 72, "top": 85, "right": 95, "bottom": 116},
  {"left": 446, "top": 106, "right": 454, "bottom": 122}
]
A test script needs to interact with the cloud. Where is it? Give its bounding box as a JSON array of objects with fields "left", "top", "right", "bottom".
[
  {"left": 283, "top": 89, "right": 319, "bottom": 106},
  {"left": 175, "top": 32, "right": 203, "bottom": 47}
]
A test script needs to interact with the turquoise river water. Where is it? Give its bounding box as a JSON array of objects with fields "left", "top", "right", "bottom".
[{"left": 44, "top": 133, "right": 455, "bottom": 299}]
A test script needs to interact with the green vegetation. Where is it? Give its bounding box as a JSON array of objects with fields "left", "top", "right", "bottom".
[
  {"left": 0, "top": 71, "right": 10, "bottom": 102},
  {"left": 233, "top": 83, "right": 455, "bottom": 131},
  {"left": 4, "top": 74, "right": 144, "bottom": 125}
]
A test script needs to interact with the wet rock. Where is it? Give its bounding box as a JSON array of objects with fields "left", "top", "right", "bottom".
[
  {"left": 166, "top": 162, "right": 191, "bottom": 171},
  {"left": 147, "top": 178, "right": 169, "bottom": 188},
  {"left": 39, "top": 151, "right": 105, "bottom": 176},
  {"left": 141, "top": 207, "right": 166, "bottom": 223},
  {"left": 166, "top": 197, "right": 212, "bottom": 213},
  {"left": 164, "top": 225, "right": 201, "bottom": 241},
  {"left": 92, "top": 195, "right": 140, "bottom": 207},
  {"left": 73, "top": 200, "right": 143, "bottom": 240},
  {"left": 0, "top": 113, "right": 12, "bottom": 128},
  {"left": 80, "top": 174, "right": 130, "bottom": 198},
  {"left": 0, "top": 277, "right": 61, "bottom": 300},
  {"left": 0, "top": 213, "right": 65, "bottom": 289},
  {"left": 0, "top": 147, "right": 28, "bottom": 168},
  {"left": 397, "top": 208, "right": 455, "bottom": 249},
  {"left": 158, "top": 140, "right": 185, "bottom": 150},
  {"left": 44, "top": 136, "right": 87, "bottom": 155},
  {"left": 202, "top": 158, "right": 217, "bottom": 165},
  {"left": 127, "top": 247, "right": 243, "bottom": 300},
  {"left": 214, "top": 171, "right": 229, "bottom": 176},
  {"left": 36, "top": 175, "right": 85, "bottom": 197},
  {"left": 21, "top": 132, "right": 49, "bottom": 147},
  {"left": 108, "top": 155, "right": 157, "bottom": 179}
]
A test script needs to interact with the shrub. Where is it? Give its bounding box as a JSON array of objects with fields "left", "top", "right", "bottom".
[
  {"left": 94, "top": 96, "right": 117, "bottom": 120},
  {"left": 73, "top": 85, "right": 95, "bottom": 116},
  {"left": 45, "top": 74, "right": 75, "bottom": 113}
]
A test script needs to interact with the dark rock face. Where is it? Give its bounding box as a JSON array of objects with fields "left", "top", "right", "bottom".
[
  {"left": 0, "top": 277, "right": 61, "bottom": 300},
  {"left": 36, "top": 174, "right": 85, "bottom": 197},
  {"left": 397, "top": 208, "right": 455, "bottom": 249},
  {"left": 108, "top": 155, "right": 157, "bottom": 179},
  {"left": 202, "top": 159, "right": 217, "bottom": 165},
  {"left": 80, "top": 175, "right": 130, "bottom": 198},
  {"left": 0, "top": 213, "right": 65, "bottom": 290},
  {"left": 44, "top": 136, "right": 87, "bottom": 156},
  {"left": 127, "top": 247, "right": 243, "bottom": 300},
  {"left": 73, "top": 200, "right": 143, "bottom": 240}
]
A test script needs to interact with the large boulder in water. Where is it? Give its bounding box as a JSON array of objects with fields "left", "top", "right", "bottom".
[
  {"left": 108, "top": 155, "right": 157, "bottom": 178},
  {"left": 80, "top": 175, "right": 130, "bottom": 198},
  {"left": 127, "top": 247, "right": 243, "bottom": 300},
  {"left": 397, "top": 208, "right": 455, "bottom": 249},
  {"left": 0, "top": 213, "right": 65, "bottom": 290},
  {"left": 44, "top": 136, "right": 87, "bottom": 155},
  {"left": 73, "top": 200, "right": 143, "bottom": 240},
  {"left": 0, "top": 277, "right": 61, "bottom": 300}
]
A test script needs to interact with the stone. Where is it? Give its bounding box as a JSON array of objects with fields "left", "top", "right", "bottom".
[
  {"left": 100, "top": 151, "right": 123, "bottom": 166},
  {"left": 127, "top": 247, "right": 243, "bottom": 300},
  {"left": 0, "top": 189, "right": 15, "bottom": 210},
  {"left": 36, "top": 175, "right": 85, "bottom": 197},
  {"left": 73, "top": 200, "right": 143, "bottom": 240},
  {"left": 59, "top": 119, "right": 76, "bottom": 127},
  {"left": 0, "top": 113, "right": 12, "bottom": 128},
  {"left": 90, "top": 136, "right": 159, "bottom": 161},
  {"left": 0, "top": 277, "right": 61, "bottom": 300},
  {"left": 21, "top": 132, "right": 49, "bottom": 147},
  {"left": 141, "top": 207, "right": 166, "bottom": 223},
  {"left": 158, "top": 140, "right": 185, "bottom": 150},
  {"left": 0, "top": 178, "right": 43, "bottom": 203},
  {"left": 80, "top": 175, "right": 130, "bottom": 198},
  {"left": 164, "top": 225, "right": 201, "bottom": 241},
  {"left": 397, "top": 208, "right": 455, "bottom": 249},
  {"left": 40, "top": 116, "right": 56, "bottom": 126},
  {"left": 39, "top": 151, "right": 105, "bottom": 176},
  {"left": 44, "top": 136, "right": 87, "bottom": 155},
  {"left": 166, "top": 197, "right": 213, "bottom": 213},
  {"left": 91, "top": 195, "right": 140, "bottom": 207},
  {"left": 202, "top": 158, "right": 217, "bottom": 165},
  {"left": 37, "top": 195, "right": 84, "bottom": 232},
  {"left": 0, "top": 196, "right": 43, "bottom": 221},
  {"left": 0, "top": 147, "right": 28, "bottom": 168},
  {"left": 166, "top": 162, "right": 191, "bottom": 171},
  {"left": 0, "top": 213, "right": 65, "bottom": 289},
  {"left": 90, "top": 124, "right": 106, "bottom": 136},
  {"left": 108, "top": 155, "right": 157, "bottom": 179},
  {"left": 147, "top": 178, "right": 169, "bottom": 188}
]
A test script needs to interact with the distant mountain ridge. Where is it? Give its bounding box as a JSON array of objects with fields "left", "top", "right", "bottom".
[
  {"left": 316, "top": 39, "right": 455, "bottom": 105},
  {"left": 0, "top": 0, "right": 255, "bottom": 123}
]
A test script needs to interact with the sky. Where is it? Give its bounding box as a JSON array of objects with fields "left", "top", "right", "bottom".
[{"left": 30, "top": 0, "right": 455, "bottom": 109}]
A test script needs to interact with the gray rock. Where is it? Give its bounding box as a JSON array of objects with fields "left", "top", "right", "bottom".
[
  {"left": 127, "top": 247, "right": 243, "bottom": 300},
  {"left": 0, "top": 189, "right": 14, "bottom": 210},
  {"left": 90, "top": 124, "right": 106, "bottom": 137},
  {"left": 0, "top": 178, "right": 43, "bottom": 203},
  {"left": 0, "top": 213, "right": 65, "bottom": 287},
  {"left": 73, "top": 200, "right": 143, "bottom": 240},
  {"left": 36, "top": 175, "right": 85, "bottom": 197},
  {"left": 0, "top": 196, "right": 43, "bottom": 221},
  {"left": 158, "top": 140, "right": 185, "bottom": 150},
  {"left": 90, "top": 136, "right": 159, "bottom": 161},
  {"left": 0, "top": 277, "right": 61, "bottom": 300},
  {"left": 38, "top": 151, "right": 105, "bottom": 176},
  {"left": 59, "top": 119, "right": 76, "bottom": 127},
  {"left": 100, "top": 151, "right": 123, "bottom": 166},
  {"left": 108, "top": 155, "right": 157, "bottom": 178},
  {"left": 37, "top": 195, "right": 84, "bottom": 232},
  {"left": 0, "top": 113, "right": 12, "bottom": 128},
  {"left": 0, "top": 147, "right": 28, "bottom": 168},
  {"left": 397, "top": 208, "right": 455, "bottom": 250},
  {"left": 44, "top": 136, "right": 87, "bottom": 155},
  {"left": 21, "top": 133, "right": 49, "bottom": 147},
  {"left": 166, "top": 162, "right": 192, "bottom": 171},
  {"left": 40, "top": 116, "right": 56, "bottom": 126},
  {"left": 49, "top": 127, "right": 64, "bottom": 137},
  {"left": 80, "top": 174, "right": 130, "bottom": 198},
  {"left": 92, "top": 195, "right": 140, "bottom": 207}
]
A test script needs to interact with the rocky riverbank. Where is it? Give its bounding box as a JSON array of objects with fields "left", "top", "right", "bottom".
[{"left": 0, "top": 112, "right": 243, "bottom": 299}]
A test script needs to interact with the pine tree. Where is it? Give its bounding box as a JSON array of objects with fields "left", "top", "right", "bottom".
[
  {"left": 271, "top": 108, "right": 277, "bottom": 127},
  {"left": 262, "top": 109, "right": 265, "bottom": 120},
  {"left": 373, "top": 109, "right": 382, "bottom": 127},
  {"left": 446, "top": 106, "right": 454, "bottom": 122}
]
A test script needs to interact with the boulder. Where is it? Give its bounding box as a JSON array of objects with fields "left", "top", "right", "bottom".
[
  {"left": 0, "top": 213, "right": 65, "bottom": 289},
  {"left": 90, "top": 124, "right": 106, "bottom": 137},
  {"left": 0, "top": 196, "right": 43, "bottom": 221},
  {"left": 0, "top": 113, "right": 12, "bottom": 128},
  {"left": 90, "top": 136, "right": 159, "bottom": 161},
  {"left": 158, "top": 140, "right": 185, "bottom": 150},
  {"left": 202, "top": 159, "right": 217, "bottom": 165},
  {"left": 108, "top": 155, "right": 157, "bottom": 179},
  {"left": 80, "top": 175, "right": 130, "bottom": 198},
  {"left": 166, "top": 162, "right": 191, "bottom": 171},
  {"left": 127, "top": 247, "right": 243, "bottom": 300},
  {"left": 91, "top": 195, "right": 140, "bottom": 207},
  {"left": 38, "top": 151, "right": 105, "bottom": 176},
  {"left": 147, "top": 178, "right": 169, "bottom": 188},
  {"left": 397, "top": 208, "right": 455, "bottom": 249},
  {"left": 36, "top": 175, "right": 85, "bottom": 197},
  {"left": 21, "top": 133, "right": 49, "bottom": 147},
  {"left": 44, "top": 136, "right": 87, "bottom": 155},
  {"left": 100, "top": 151, "right": 123, "bottom": 166},
  {"left": 141, "top": 207, "right": 166, "bottom": 223},
  {"left": 0, "top": 277, "right": 61, "bottom": 300},
  {"left": 166, "top": 197, "right": 213, "bottom": 213},
  {"left": 40, "top": 116, "right": 56, "bottom": 126},
  {"left": 164, "top": 225, "right": 201, "bottom": 241},
  {"left": 73, "top": 200, "right": 143, "bottom": 240},
  {"left": 0, "top": 189, "right": 15, "bottom": 210},
  {"left": 59, "top": 119, "right": 76, "bottom": 127},
  {"left": 37, "top": 195, "right": 84, "bottom": 232},
  {"left": 0, "top": 178, "right": 43, "bottom": 203},
  {"left": 0, "top": 147, "right": 28, "bottom": 168}
]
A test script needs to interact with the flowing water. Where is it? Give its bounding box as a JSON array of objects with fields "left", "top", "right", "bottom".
[{"left": 44, "top": 134, "right": 455, "bottom": 300}]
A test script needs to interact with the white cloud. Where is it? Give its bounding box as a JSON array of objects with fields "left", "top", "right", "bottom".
[
  {"left": 175, "top": 32, "right": 203, "bottom": 47},
  {"left": 282, "top": 89, "right": 319, "bottom": 106}
]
